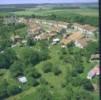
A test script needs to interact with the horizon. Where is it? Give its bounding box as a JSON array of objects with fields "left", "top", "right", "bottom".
[{"left": 0, "top": 0, "right": 98, "bottom": 5}]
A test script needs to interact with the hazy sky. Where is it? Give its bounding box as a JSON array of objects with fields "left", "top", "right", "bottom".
[{"left": 0, "top": 0, "right": 98, "bottom": 4}]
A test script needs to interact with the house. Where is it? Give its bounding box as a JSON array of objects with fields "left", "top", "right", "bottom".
[
  {"left": 74, "top": 37, "right": 90, "bottom": 48},
  {"left": 52, "top": 38, "right": 60, "bottom": 45},
  {"left": 61, "top": 32, "right": 83, "bottom": 45},
  {"left": 18, "top": 76, "right": 27, "bottom": 84},
  {"left": 91, "top": 54, "right": 99, "bottom": 60},
  {"left": 87, "top": 65, "right": 100, "bottom": 80},
  {"left": 72, "top": 23, "right": 96, "bottom": 38},
  {"left": 21, "top": 40, "right": 27, "bottom": 45},
  {"left": 53, "top": 38, "right": 60, "bottom": 42},
  {"left": 90, "top": 54, "right": 100, "bottom": 62},
  {"left": 61, "top": 45, "right": 66, "bottom": 48}
]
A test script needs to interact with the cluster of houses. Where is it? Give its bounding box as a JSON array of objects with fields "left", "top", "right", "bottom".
[
  {"left": 4, "top": 16, "right": 97, "bottom": 49},
  {"left": 26, "top": 18, "right": 68, "bottom": 41}
]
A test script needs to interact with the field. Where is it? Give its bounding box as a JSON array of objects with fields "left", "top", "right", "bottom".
[{"left": 13, "top": 8, "right": 98, "bottom": 17}]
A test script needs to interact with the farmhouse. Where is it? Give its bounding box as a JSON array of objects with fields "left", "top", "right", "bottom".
[{"left": 87, "top": 65, "right": 99, "bottom": 80}]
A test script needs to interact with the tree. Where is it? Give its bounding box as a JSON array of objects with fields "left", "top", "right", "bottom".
[
  {"left": 53, "top": 66, "right": 62, "bottom": 76},
  {"left": 21, "top": 48, "right": 40, "bottom": 65},
  {"left": 31, "top": 69, "right": 41, "bottom": 79},
  {"left": 10, "top": 61, "right": 24, "bottom": 77},
  {"left": 59, "top": 28, "right": 66, "bottom": 34},
  {"left": 82, "top": 79, "right": 94, "bottom": 91},
  {"left": 42, "top": 62, "right": 53, "bottom": 73},
  {"left": 32, "top": 14, "right": 36, "bottom": 18},
  {"left": 0, "top": 49, "right": 17, "bottom": 69},
  {"left": 33, "top": 85, "right": 53, "bottom": 100},
  {"left": 0, "top": 80, "right": 8, "bottom": 99},
  {"left": 76, "top": 66, "right": 84, "bottom": 74},
  {"left": 50, "top": 14, "right": 56, "bottom": 20},
  {"left": 7, "top": 85, "right": 22, "bottom": 96},
  {"left": 29, "top": 52, "right": 40, "bottom": 65},
  {"left": 27, "top": 37, "right": 36, "bottom": 46},
  {"left": 28, "top": 77, "right": 39, "bottom": 87},
  {"left": 72, "top": 87, "right": 94, "bottom": 100},
  {"left": 0, "top": 39, "right": 12, "bottom": 51}
]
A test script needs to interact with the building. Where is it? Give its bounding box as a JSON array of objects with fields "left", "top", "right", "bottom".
[
  {"left": 72, "top": 23, "right": 96, "bottom": 38},
  {"left": 11, "top": 35, "right": 23, "bottom": 44},
  {"left": 74, "top": 37, "right": 90, "bottom": 48},
  {"left": 90, "top": 54, "right": 100, "bottom": 62},
  {"left": 18, "top": 76, "right": 27, "bottom": 84},
  {"left": 61, "top": 32, "right": 83, "bottom": 45},
  {"left": 52, "top": 38, "right": 60, "bottom": 45},
  {"left": 90, "top": 54, "right": 99, "bottom": 60},
  {"left": 3, "top": 15, "right": 18, "bottom": 25},
  {"left": 87, "top": 65, "right": 100, "bottom": 80}
]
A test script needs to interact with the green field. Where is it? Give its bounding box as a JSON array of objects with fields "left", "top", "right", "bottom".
[{"left": 13, "top": 8, "right": 98, "bottom": 17}]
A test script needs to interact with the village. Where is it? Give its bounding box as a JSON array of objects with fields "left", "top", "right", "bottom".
[{"left": 3, "top": 16, "right": 99, "bottom": 83}]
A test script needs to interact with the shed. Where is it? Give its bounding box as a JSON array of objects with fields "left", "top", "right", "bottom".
[{"left": 18, "top": 76, "right": 27, "bottom": 84}]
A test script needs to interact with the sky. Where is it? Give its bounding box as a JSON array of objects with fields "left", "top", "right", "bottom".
[{"left": 0, "top": 0, "right": 98, "bottom": 4}]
